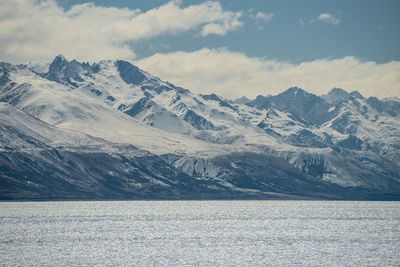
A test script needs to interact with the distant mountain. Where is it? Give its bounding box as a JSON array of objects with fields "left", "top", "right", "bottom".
[{"left": 0, "top": 56, "right": 399, "bottom": 200}]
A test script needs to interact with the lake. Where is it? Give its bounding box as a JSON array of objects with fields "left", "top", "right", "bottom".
[{"left": 1, "top": 201, "right": 399, "bottom": 266}]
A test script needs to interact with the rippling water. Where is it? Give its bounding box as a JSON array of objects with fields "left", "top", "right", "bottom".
[{"left": 1, "top": 201, "right": 399, "bottom": 266}]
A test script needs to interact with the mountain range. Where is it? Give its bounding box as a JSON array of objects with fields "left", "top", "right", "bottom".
[{"left": 1, "top": 55, "right": 399, "bottom": 200}]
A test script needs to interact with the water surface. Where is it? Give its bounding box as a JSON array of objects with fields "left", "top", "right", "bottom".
[{"left": 1, "top": 201, "right": 399, "bottom": 266}]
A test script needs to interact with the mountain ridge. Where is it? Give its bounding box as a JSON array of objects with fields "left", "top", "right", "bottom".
[{"left": 0, "top": 56, "right": 399, "bottom": 200}]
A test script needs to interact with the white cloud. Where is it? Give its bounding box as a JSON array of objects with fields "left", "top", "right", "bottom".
[
  {"left": 136, "top": 48, "right": 400, "bottom": 99},
  {"left": 0, "top": 0, "right": 242, "bottom": 63},
  {"left": 248, "top": 10, "right": 274, "bottom": 30},
  {"left": 200, "top": 10, "right": 242, "bottom": 36},
  {"left": 317, "top": 13, "right": 340, "bottom": 25},
  {"left": 255, "top": 12, "right": 274, "bottom": 23}
]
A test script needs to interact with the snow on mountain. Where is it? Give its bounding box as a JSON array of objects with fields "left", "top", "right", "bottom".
[
  {"left": 0, "top": 56, "right": 399, "bottom": 200},
  {"left": 0, "top": 102, "right": 221, "bottom": 200},
  {"left": 0, "top": 60, "right": 236, "bottom": 156},
  {"left": 0, "top": 102, "right": 106, "bottom": 151}
]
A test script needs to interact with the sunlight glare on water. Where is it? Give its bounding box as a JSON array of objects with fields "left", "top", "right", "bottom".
[{"left": 1, "top": 201, "right": 399, "bottom": 266}]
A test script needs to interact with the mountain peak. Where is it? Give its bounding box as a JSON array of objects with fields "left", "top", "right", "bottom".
[
  {"left": 284, "top": 86, "right": 306, "bottom": 95},
  {"left": 115, "top": 60, "right": 146, "bottom": 85},
  {"left": 48, "top": 55, "right": 69, "bottom": 73},
  {"left": 269, "top": 87, "right": 333, "bottom": 126},
  {"left": 277, "top": 87, "right": 316, "bottom": 101},
  {"left": 45, "top": 55, "right": 91, "bottom": 85},
  {"left": 323, "top": 88, "right": 350, "bottom": 104},
  {"left": 349, "top": 90, "right": 364, "bottom": 99},
  {"left": 47, "top": 55, "right": 68, "bottom": 78},
  {"left": 329, "top": 87, "right": 348, "bottom": 96},
  {"left": 53, "top": 54, "right": 68, "bottom": 63},
  {"left": 232, "top": 96, "right": 250, "bottom": 105}
]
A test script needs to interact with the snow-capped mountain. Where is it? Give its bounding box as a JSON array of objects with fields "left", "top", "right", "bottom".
[{"left": 1, "top": 56, "right": 399, "bottom": 200}]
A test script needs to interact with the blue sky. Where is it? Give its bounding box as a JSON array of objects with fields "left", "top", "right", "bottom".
[
  {"left": 1, "top": 0, "right": 399, "bottom": 98},
  {"left": 57, "top": 0, "right": 400, "bottom": 63}
]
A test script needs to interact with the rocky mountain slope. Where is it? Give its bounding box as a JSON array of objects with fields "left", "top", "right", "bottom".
[{"left": 1, "top": 56, "right": 399, "bottom": 200}]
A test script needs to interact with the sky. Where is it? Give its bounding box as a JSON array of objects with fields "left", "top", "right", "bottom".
[{"left": 0, "top": 0, "right": 399, "bottom": 99}]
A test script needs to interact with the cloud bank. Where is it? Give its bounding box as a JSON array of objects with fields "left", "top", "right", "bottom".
[
  {"left": 0, "top": 0, "right": 242, "bottom": 63},
  {"left": 136, "top": 48, "right": 400, "bottom": 99},
  {"left": 1, "top": 1, "right": 397, "bottom": 99}
]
